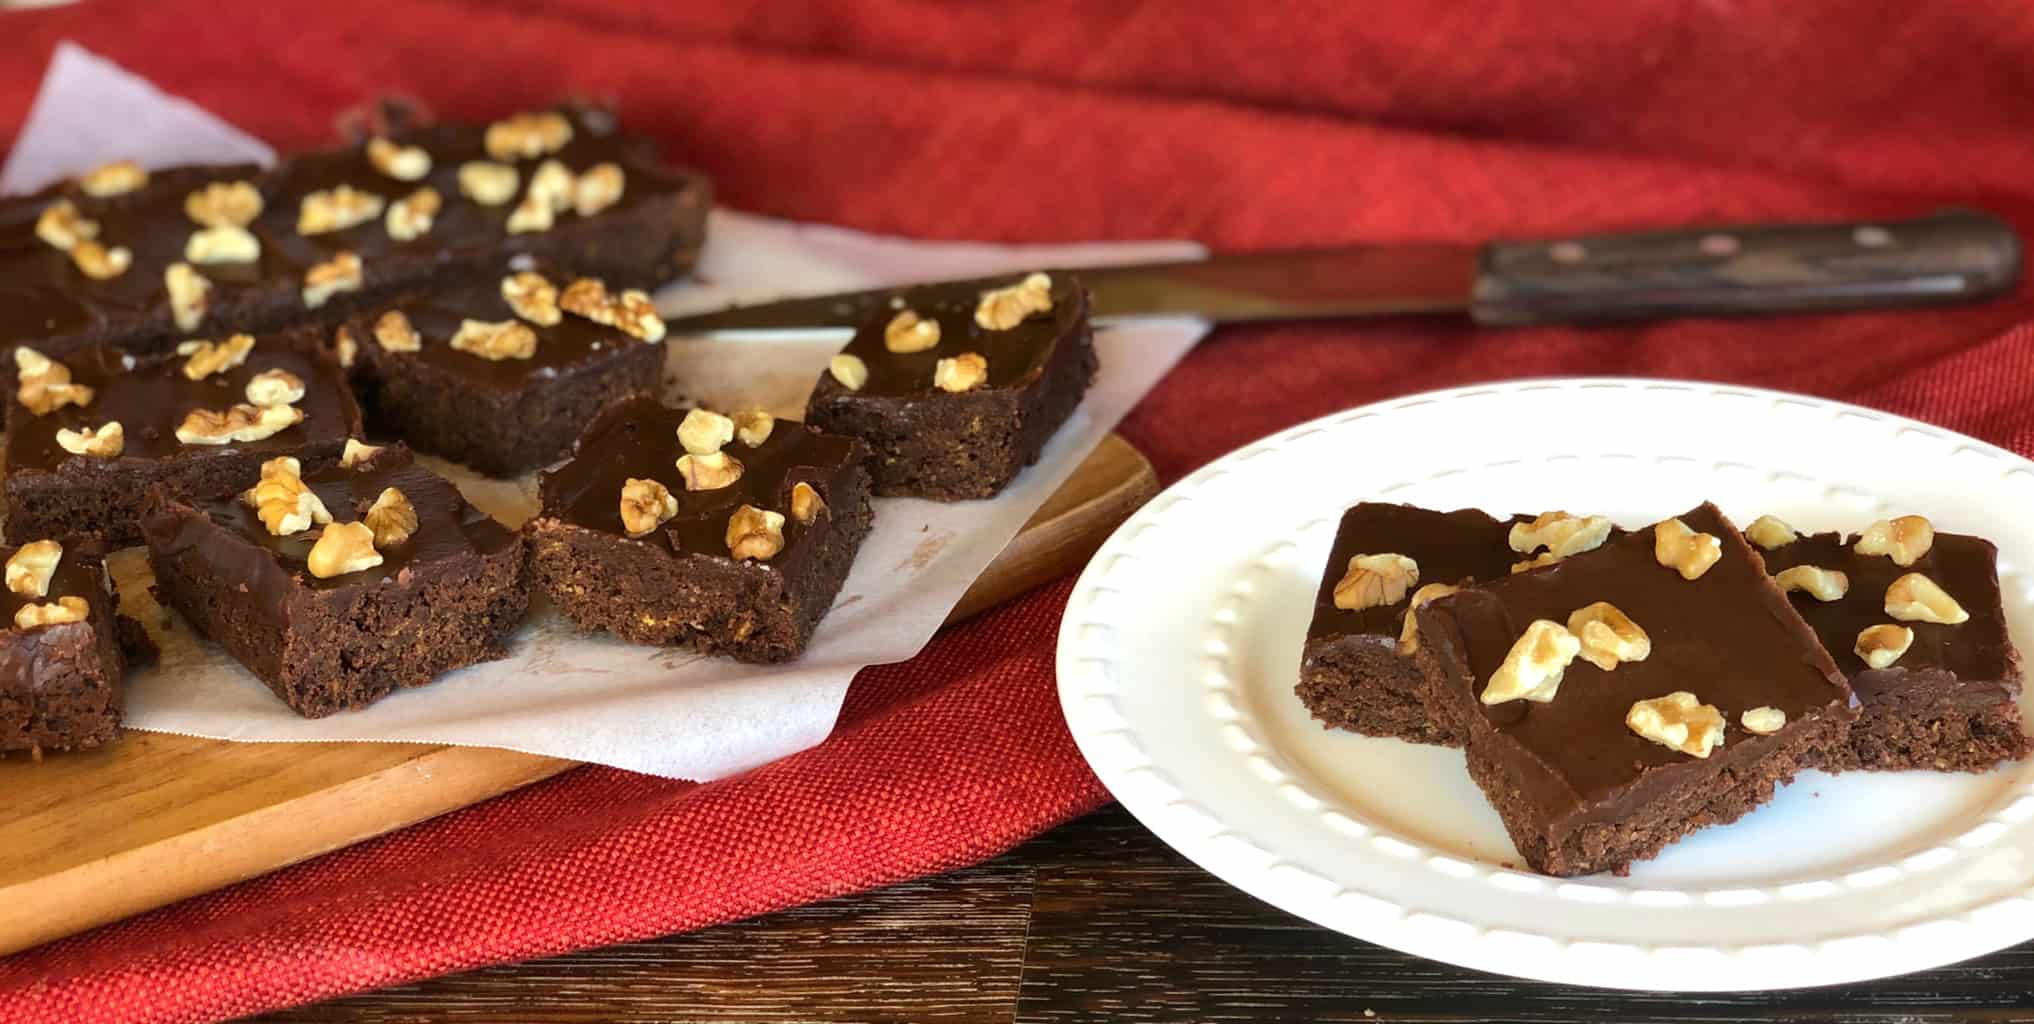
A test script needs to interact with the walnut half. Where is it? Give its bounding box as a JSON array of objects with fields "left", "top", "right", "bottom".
[
  {"left": 1855, "top": 515, "right": 1934, "bottom": 567},
  {"left": 180, "top": 333, "right": 255, "bottom": 381},
  {"left": 1509, "top": 511, "right": 1613, "bottom": 558},
  {"left": 558, "top": 278, "right": 666, "bottom": 342},
  {"left": 1566, "top": 601, "right": 1651, "bottom": 671},
  {"left": 1652, "top": 517, "right": 1722, "bottom": 580},
  {"left": 1856, "top": 623, "right": 1915, "bottom": 668},
  {"left": 1774, "top": 565, "right": 1849, "bottom": 602},
  {"left": 176, "top": 403, "right": 304, "bottom": 445},
  {"left": 1626, "top": 692, "right": 1726, "bottom": 758},
  {"left": 15, "top": 347, "right": 94, "bottom": 416},
  {"left": 974, "top": 272, "right": 1053, "bottom": 330},
  {"left": 306, "top": 521, "right": 382, "bottom": 579},
  {"left": 726, "top": 504, "right": 786, "bottom": 561},
  {"left": 1332, "top": 553, "right": 1419, "bottom": 612},
  {"left": 449, "top": 318, "right": 538, "bottom": 361},
  {"left": 15, "top": 596, "right": 88, "bottom": 630},
  {"left": 1395, "top": 582, "right": 1459, "bottom": 655},
  {"left": 502, "top": 271, "right": 562, "bottom": 326},
  {"left": 364, "top": 488, "right": 419, "bottom": 547},
  {"left": 1480, "top": 619, "right": 1580, "bottom": 705},
  {"left": 619, "top": 478, "right": 678, "bottom": 538},
  {"left": 1885, "top": 572, "right": 1969, "bottom": 625},
  {"left": 303, "top": 251, "right": 364, "bottom": 309},
  {"left": 6, "top": 539, "right": 62, "bottom": 598},
  {"left": 676, "top": 450, "right": 744, "bottom": 491},
  {"left": 242, "top": 456, "right": 332, "bottom": 536},
  {"left": 933, "top": 352, "right": 989, "bottom": 393},
  {"left": 56, "top": 422, "right": 123, "bottom": 458}
]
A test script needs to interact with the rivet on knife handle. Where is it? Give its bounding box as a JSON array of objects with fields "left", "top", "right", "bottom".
[{"left": 1468, "top": 209, "right": 2022, "bottom": 327}]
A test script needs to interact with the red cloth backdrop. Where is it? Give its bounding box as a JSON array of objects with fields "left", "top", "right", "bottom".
[{"left": 7, "top": 2, "right": 2034, "bottom": 1020}]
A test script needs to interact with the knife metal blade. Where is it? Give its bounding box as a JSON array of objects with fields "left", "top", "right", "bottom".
[{"left": 662, "top": 209, "right": 2021, "bottom": 334}]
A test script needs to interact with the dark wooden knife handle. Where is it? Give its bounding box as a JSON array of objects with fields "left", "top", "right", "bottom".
[{"left": 1469, "top": 209, "right": 2021, "bottom": 326}]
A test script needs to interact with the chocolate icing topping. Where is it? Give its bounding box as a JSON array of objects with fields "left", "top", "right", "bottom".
[
  {"left": 1306, "top": 503, "right": 1527, "bottom": 646},
  {"left": 538, "top": 395, "right": 862, "bottom": 560},
  {"left": 1422, "top": 503, "right": 1853, "bottom": 816},
  {"left": 4, "top": 339, "right": 354, "bottom": 471},
  {"left": 360, "top": 270, "right": 650, "bottom": 392},
  {"left": 0, "top": 107, "right": 688, "bottom": 351},
  {"left": 154, "top": 447, "right": 514, "bottom": 595},
  {"left": 822, "top": 275, "right": 1087, "bottom": 398},
  {"left": 1760, "top": 529, "right": 2017, "bottom": 705},
  {"left": 0, "top": 543, "right": 108, "bottom": 627}
]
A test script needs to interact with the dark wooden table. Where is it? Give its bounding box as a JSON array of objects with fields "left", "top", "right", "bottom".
[{"left": 264, "top": 804, "right": 2034, "bottom": 1023}]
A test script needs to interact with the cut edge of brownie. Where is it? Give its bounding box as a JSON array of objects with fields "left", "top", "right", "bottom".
[
  {"left": 0, "top": 547, "right": 126, "bottom": 755},
  {"left": 1297, "top": 634, "right": 1463, "bottom": 747}
]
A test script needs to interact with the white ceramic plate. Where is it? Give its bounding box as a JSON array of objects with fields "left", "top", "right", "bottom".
[{"left": 1058, "top": 378, "right": 2034, "bottom": 990}]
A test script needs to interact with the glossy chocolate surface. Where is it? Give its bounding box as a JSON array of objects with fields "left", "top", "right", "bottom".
[
  {"left": 0, "top": 542, "right": 108, "bottom": 627},
  {"left": 825, "top": 276, "right": 1087, "bottom": 398},
  {"left": 539, "top": 395, "right": 861, "bottom": 560},
  {"left": 5, "top": 340, "right": 354, "bottom": 470},
  {"left": 158, "top": 447, "right": 514, "bottom": 594},
  {"left": 1761, "top": 530, "right": 2018, "bottom": 706},
  {"left": 361, "top": 270, "right": 650, "bottom": 392},
  {"left": 1424, "top": 503, "right": 1851, "bottom": 813},
  {"left": 0, "top": 107, "right": 688, "bottom": 351},
  {"left": 1306, "top": 503, "right": 1525, "bottom": 646}
]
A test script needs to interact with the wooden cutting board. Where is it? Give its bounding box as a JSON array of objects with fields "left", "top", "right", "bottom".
[{"left": 0, "top": 434, "right": 1157, "bottom": 957}]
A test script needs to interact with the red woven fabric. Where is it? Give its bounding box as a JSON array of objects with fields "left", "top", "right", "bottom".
[{"left": 6, "top": 2, "right": 2034, "bottom": 1019}]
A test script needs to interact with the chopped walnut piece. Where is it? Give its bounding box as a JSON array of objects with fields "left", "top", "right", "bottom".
[
  {"left": 245, "top": 368, "right": 306, "bottom": 407},
  {"left": 829, "top": 354, "right": 868, "bottom": 390},
  {"left": 619, "top": 477, "right": 679, "bottom": 538},
  {"left": 1395, "top": 582, "right": 1460, "bottom": 655},
  {"left": 303, "top": 251, "right": 364, "bottom": 309},
  {"left": 373, "top": 310, "right": 422, "bottom": 352},
  {"left": 676, "top": 450, "right": 745, "bottom": 491},
  {"left": 507, "top": 192, "right": 555, "bottom": 234},
  {"left": 1652, "top": 517, "right": 1722, "bottom": 580},
  {"left": 501, "top": 271, "right": 562, "bottom": 326},
  {"left": 884, "top": 310, "right": 941, "bottom": 353},
  {"left": 726, "top": 504, "right": 786, "bottom": 561},
  {"left": 69, "top": 240, "right": 131, "bottom": 280},
  {"left": 558, "top": 278, "right": 666, "bottom": 341},
  {"left": 56, "top": 422, "right": 123, "bottom": 458},
  {"left": 528, "top": 160, "right": 577, "bottom": 211},
  {"left": 790, "top": 481, "right": 826, "bottom": 525},
  {"left": 1774, "top": 565, "right": 1849, "bottom": 602},
  {"left": 179, "top": 333, "right": 255, "bottom": 381},
  {"left": 366, "top": 137, "right": 431, "bottom": 181},
  {"left": 934, "top": 352, "right": 990, "bottom": 393},
  {"left": 385, "top": 186, "right": 442, "bottom": 242},
  {"left": 485, "top": 110, "right": 574, "bottom": 161},
  {"left": 175, "top": 403, "right": 304, "bottom": 445},
  {"left": 677, "top": 409, "right": 736, "bottom": 455},
  {"left": 306, "top": 521, "right": 382, "bottom": 579},
  {"left": 974, "top": 272, "right": 1054, "bottom": 330},
  {"left": 1745, "top": 515, "right": 1799, "bottom": 550},
  {"left": 734, "top": 409, "right": 775, "bottom": 447},
  {"left": 165, "top": 262, "right": 211, "bottom": 332},
  {"left": 1885, "top": 572, "right": 1969, "bottom": 624},
  {"left": 574, "top": 162, "right": 624, "bottom": 216},
  {"left": 334, "top": 326, "right": 360, "bottom": 369},
  {"left": 6, "top": 540, "right": 62, "bottom": 597},
  {"left": 298, "top": 185, "right": 386, "bottom": 235},
  {"left": 15, "top": 596, "right": 88, "bottom": 630},
  {"left": 1510, "top": 552, "right": 1559, "bottom": 574},
  {"left": 448, "top": 318, "right": 538, "bottom": 361},
  {"left": 1331, "top": 553, "right": 1419, "bottom": 612},
  {"left": 15, "top": 347, "right": 93, "bottom": 416},
  {"left": 340, "top": 438, "right": 382, "bottom": 469},
  {"left": 1856, "top": 623, "right": 1915, "bottom": 669},
  {"left": 242, "top": 456, "right": 332, "bottom": 536},
  {"left": 1627, "top": 692, "right": 1727, "bottom": 758},
  {"left": 1855, "top": 515, "right": 1935, "bottom": 567},
  {"left": 364, "top": 488, "right": 419, "bottom": 547},
  {"left": 1509, "top": 511, "right": 1614, "bottom": 557},
  {"left": 1481, "top": 619, "right": 1580, "bottom": 705},
  {"left": 78, "top": 160, "right": 148, "bottom": 197},
  {"left": 185, "top": 225, "right": 260, "bottom": 264},
  {"left": 1566, "top": 601, "right": 1652, "bottom": 671},
  {"left": 458, "top": 161, "right": 519, "bottom": 205},
  {"left": 1740, "top": 706, "right": 1788, "bottom": 735},
  {"left": 184, "top": 180, "right": 263, "bottom": 228},
  {"left": 35, "top": 199, "right": 99, "bottom": 250}
]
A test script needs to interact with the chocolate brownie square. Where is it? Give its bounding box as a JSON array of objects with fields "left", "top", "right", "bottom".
[
  {"left": 139, "top": 443, "right": 526, "bottom": 718},
  {"left": 0, "top": 539, "right": 126, "bottom": 754},
  {"left": 805, "top": 273, "right": 1096, "bottom": 500},
  {"left": 0, "top": 105, "right": 711, "bottom": 360},
  {"left": 1752, "top": 515, "right": 2031, "bottom": 772},
  {"left": 526, "top": 395, "right": 873, "bottom": 662},
  {"left": 1298, "top": 504, "right": 1622, "bottom": 746},
  {"left": 4, "top": 331, "right": 362, "bottom": 546},
  {"left": 1414, "top": 503, "right": 1857, "bottom": 876},
  {"left": 338, "top": 265, "right": 666, "bottom": 475}
]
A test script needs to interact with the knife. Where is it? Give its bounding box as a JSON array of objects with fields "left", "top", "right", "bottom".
[{"left": 662, "top": 209, "right": 2021, "bottom": 333}]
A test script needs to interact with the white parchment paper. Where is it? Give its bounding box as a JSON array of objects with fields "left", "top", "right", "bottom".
[{"left": 4, "top": 46, "right": 1209, "bottom": 779}]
